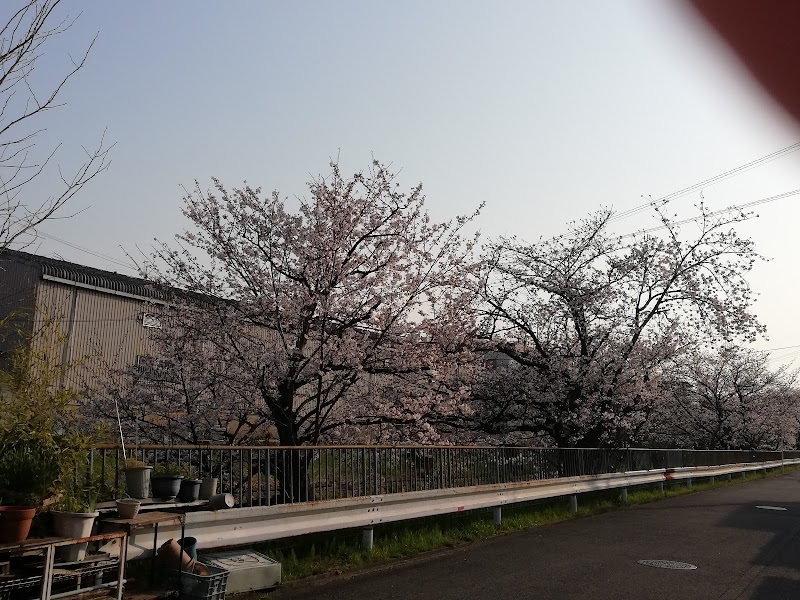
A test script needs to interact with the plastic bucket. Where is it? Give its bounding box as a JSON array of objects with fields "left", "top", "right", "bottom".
[
  {"left": 51, "top": 511, "right": 99, "bottom": 562},
  {"left": 179, "top": 536, "right": 198, "bottom": 560},
  {"left": 199, "top": 477, "right": 218, "bottom": 500},
  {"left": 125, "top": 466, "right": 153, "bottom": 499},
  {"left": 178, "top": 479, "right": 202, "bottom": 503},
  {"left": 208, "top": 493, "right": 235, "bottom": 510}
]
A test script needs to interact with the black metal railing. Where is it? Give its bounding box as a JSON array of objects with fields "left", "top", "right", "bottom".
[{"left": 88, "top": 445, "right": 800, "bottom": 508}]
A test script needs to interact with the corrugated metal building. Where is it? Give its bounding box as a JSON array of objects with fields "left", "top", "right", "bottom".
[
  {"left": 0, "top": 250, "right": 407, "bottom": 444},
  {"left": 0, "top": 249, "right": 168, "bottom": 390}
]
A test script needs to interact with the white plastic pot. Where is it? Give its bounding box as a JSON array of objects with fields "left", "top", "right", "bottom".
[
  {"left": 124, "top": 466, "right": 153, "bottom": 499},
  {"left": 199, "top": 477, "right": 218, "bottom": 500},
  {"left": 116, "top": 498, "right": 141, "bottom": 519},
  {"left": 208, "top": 493, "right": 235, "bottom": 510},
  {"left": 51, "top": 510, "right": 99, "bottom": 562}
]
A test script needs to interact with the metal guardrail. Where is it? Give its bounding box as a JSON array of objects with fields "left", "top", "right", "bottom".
[
  {"left": 90, "top": 445, "right": 800, "bottom": 506},
  {"left": 111, "top": 458, "right": 797, "bottom": 559}
]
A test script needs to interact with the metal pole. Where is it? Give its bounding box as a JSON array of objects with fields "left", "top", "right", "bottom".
[
  {"left": 686, "top": 477, "right": 692, "bottom": 489},
  {"left": 569, "top": 494, "right": 578, "bottom": 513},
  {"left": 493, "top": 506, "right": 502, "bottom": 528},
  {"left": 620, "top": 487, "right": 628, "bottom": 504},
  {"left": 362, "top": 527, "right": 374, "bottom": 552},
  {"left": 709, "top": 476, "right": 715, "bottom": 485}
]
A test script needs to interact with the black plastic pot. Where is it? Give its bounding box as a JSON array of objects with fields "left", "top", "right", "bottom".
[
  {"left": 151, "top": 476, "right": 183, "bottom": 501},
  {"left": 177, "top": 478, "right": 202, "bottom": 502}
]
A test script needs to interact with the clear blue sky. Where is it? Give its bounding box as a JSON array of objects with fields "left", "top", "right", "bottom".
[{"left": 12, "top": 1, "right": 800, "bottom": 360}]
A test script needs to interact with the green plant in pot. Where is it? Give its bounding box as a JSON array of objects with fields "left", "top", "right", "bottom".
[
  {"left": 151, "top": 463, "right": 185, "bottom": 501},
  {"left": 0, "top": 315, "right": 103, "bottom": 543},
  {"left": 51, "top": 483, "right": 99, "bottom": 562},
  {"left": 123, "top": 458, "right": 153, "bottom": 499},
  {"left": 0, "top": 443, "right": 58, "bottom": 542}
]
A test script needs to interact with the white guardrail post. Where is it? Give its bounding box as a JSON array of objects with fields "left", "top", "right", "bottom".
[
  {"left": 362, "top": 527, "right": 374, "bottom": 551},
  {"left": 569, "top": 494, "right": 578, "bottom": 513},
  {"left": 493, "top": 506, "right": 502, "bottom": 528}
]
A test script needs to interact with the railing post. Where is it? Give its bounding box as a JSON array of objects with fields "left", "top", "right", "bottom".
[
  {"left": 657, "top": 481, "right": 664, "bottom": 493},
  {"left": 686, "top": 477, "right": 692, "bottom": 489},
  {"left": 620, "top": 487, "right": 628, "bottom": 504},
  {"left": 709, "top": 476, "right": 715, "bottom": 485},
  {"left": 569, "top": 494, "right": 578, "bottom": 513},
  {"left": 493, "top": 506, "right": 502, "bottom": 528},
  {"left": 373, "top": 448, "right": 379, "bottom": 495}
]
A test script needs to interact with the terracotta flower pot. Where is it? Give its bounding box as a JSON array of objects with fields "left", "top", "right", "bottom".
[
  {"left": 0, "top": 506, "right": 36, "bottom": 543},
  {"left": 157, "top": 538, "right": 195, "bottom": 572}
]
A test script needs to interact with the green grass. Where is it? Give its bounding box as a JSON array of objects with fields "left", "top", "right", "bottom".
[{"left": 256, "top": 465, "right": 799, "bottom": 591}]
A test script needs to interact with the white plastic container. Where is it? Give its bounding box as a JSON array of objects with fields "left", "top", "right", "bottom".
[
  {"left": 208, "top": 493, "right": 235, "bottom": 510},
  {"left": 51, "top": 511, "right": 99, "bottom": 562},
  {"left": 199, "top": 477, "right": 218, "bottom": 500},
  {"left": 124, "top": 466, "right": 153, "bottom": 499},
  {"left": 200, "top": 550, "right": 281, "bottom": 593}
]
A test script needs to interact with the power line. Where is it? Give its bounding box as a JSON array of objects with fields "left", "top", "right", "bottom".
[
  {"left": 35, "top": 231, "right": 138, "bottom": 273},
  {"left": 609, "top": 141, "right": 800, "bottom": 223},
  {"left": 619, "top": 188, "right": 800, "bottom": 239},
  {"left": 766, "top": 350, "right": 800, "bottom": 364},
  {"left": 760, "top": 343, "right": 800, "bottom": 352}
]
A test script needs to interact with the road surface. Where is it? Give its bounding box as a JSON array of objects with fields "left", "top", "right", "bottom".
[{"left": 271, "top": 471, "right": 800, "bottom": 599}]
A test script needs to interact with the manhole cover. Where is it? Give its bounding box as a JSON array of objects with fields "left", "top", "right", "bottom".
[
  {"left": 756, "top": 505, "right": 787, "bottom": 511},
  {"left": 637, "top": 560, "right": 697, "bottom": 570}
]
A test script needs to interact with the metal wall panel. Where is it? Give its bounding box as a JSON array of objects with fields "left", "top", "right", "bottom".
[{"left": 32, "top": 279, "right": 157, "bottom": 390}]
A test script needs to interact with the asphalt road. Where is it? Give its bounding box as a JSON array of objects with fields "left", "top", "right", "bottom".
[{"left": 271, "top": 471, "right": 800, "bottom": 600}]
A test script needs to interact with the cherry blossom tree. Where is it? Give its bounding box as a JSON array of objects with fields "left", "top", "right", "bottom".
[
  {"left": 135, "top": 160, "right": 481, "bottom": 450},
  {"left": 471, "top": 204, "right": 764, "bottom": 447},
  {"left": 650, "top": 346, "right": 798, "bottom": 450},
  {"left": 98, "top": 307, "right": 270, "bottom": 446}
]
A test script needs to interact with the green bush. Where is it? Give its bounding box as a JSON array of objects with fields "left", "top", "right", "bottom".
[{"left": 0, "top": 315, "right": 103, "bottom": 508}]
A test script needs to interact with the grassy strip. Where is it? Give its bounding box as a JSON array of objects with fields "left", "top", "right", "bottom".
[{"left": 259, "top": 465, "right": 798, "bottom": 588}]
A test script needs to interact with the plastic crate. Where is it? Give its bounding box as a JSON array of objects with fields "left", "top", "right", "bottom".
[{"left": 172, "top": 563, "right": 229, "bottom": 600}]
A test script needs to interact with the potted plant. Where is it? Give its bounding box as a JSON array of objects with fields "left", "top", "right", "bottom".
[
  {"left": 151, "top": 463, "right": 185, "bottom": 501},
  {"left": 177, "top": 477, "right": 202, "bottom": 502},
  {"left": 51, "top": 487, "right": 99, "bottom": 562},
  {"left": 0, "top": 444, "right": 56, "bottom": 542},
  {"left": 123, "top": 458, "right": 153, "bottom": 499},
  {"left": 0, "top": 318, "right": 101, "bottom": 542}
]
